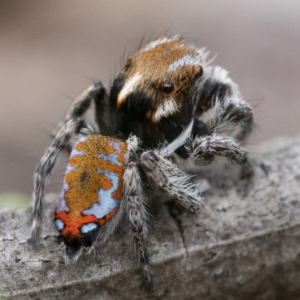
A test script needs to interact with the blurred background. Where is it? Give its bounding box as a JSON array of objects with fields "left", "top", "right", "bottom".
[{"left": 0, "top": 0, "right": 300, "bottom": 203}]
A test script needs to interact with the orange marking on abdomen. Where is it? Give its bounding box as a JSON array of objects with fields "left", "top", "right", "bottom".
[{"left": 54, "top": 135, "right": 127, "bottom": 240}]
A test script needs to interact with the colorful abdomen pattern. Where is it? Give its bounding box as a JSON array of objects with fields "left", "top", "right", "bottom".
[{"left": 54, "top": 135, "right": 127, "bottom": 243}]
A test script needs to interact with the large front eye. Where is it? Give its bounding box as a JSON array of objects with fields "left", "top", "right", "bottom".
[{"left": 162, "top": 81, "right": 174, "bottom": 94}]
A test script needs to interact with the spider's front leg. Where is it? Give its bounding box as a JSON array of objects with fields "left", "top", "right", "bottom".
[
  {"left": 195, "top": 66, "right": 254, "bottom": 140},
  {"left": 141, "top": 151, "right": 203, "bottom": 213},
  {"left": 188, "top": 66, "right": 254, "bottom": 177},
  {"left": 185, "top": 134, "right": 252, "bottom": 176},
  {"left": 123, "top": 150, "right": 153, "bottom": 289}
]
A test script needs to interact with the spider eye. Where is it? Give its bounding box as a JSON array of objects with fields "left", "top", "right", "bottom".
[
  {"left": 162, "top": 81, "right": 174, "bottom": 94},
  {"left": 180, "top": 75, "right": 186, "bottom": 82}
]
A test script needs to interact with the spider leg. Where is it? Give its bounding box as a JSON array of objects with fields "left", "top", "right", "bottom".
[
  {"left": 141, "top": 151, "right": 203, "bottom": 213},
  {"left": 28, "top": 118, "right": 85, "bottom": 246},
  {"left": 187, "top": 66, "right": 254, "bottom": 177},
  {"left": 51, "top": 82, "right": 107, "bottom": 142},
  {"left": 93, "top": 83, "right": 112, "bottom": 136},
  {"left": 29, "top": 84, "right": 105, "bottom": 245},
  {"left": 185, "top": 134, "right": 253, "bottom": 177},
  {"left": 195, "top": 66, "right": 254, "bottom": 140},
  {"left": 123, "top": 158, "right": 153, "bottom": 289}
]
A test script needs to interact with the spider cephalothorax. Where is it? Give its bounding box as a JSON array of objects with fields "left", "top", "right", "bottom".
[
  {"left": 29, "top": 36, "right": 254, "bottom": 289},
  {"left": 108, "top": 37, "right": 207, "bottom": 148}
]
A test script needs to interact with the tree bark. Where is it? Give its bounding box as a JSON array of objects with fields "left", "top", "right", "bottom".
[{"left": 1, "top": 135, "right": 300, "bottom": 300}]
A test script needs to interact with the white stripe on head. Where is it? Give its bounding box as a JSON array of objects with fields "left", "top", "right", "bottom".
[
  {"left": 143, "top": 38, "right": 169, "bottom": 52},
  {"left": 117, "top": 73, "right": 142, "bottom": 106},
  {"left": 143, "top": 36, "right": 180, "bottom": 52},
  {"left": 152, "top": 98, "right": 179, "bottom": 123},
  {"left": 168, "top": 54, "right": 202, "bottom": 72}
]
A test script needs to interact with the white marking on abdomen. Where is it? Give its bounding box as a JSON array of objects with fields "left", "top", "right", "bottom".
[
  {"left": 82, "top": 170, "right": 119, "bottom": 219},
  {"left": 56, "top": 182, "right": 70, "bottom": 213}
]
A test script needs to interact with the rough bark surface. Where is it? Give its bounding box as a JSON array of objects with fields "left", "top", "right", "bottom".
[{"left": 1, "top": 135, "right": 300, "bottom": 300}]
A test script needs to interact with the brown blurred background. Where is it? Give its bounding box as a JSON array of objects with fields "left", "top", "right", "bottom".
[{"left": 0, "top": 0, "right": 300, "bottom": 198}]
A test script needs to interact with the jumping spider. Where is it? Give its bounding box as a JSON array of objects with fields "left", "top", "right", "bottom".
[{"left": 28, "top": 36, "right": 254, "bottom": 288}]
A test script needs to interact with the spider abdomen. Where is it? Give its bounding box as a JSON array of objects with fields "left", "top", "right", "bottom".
[{"left": 54, "top": 135, "right": 127, "bottom": 246}]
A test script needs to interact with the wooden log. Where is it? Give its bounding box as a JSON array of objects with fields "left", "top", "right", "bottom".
[{"left": 1, "top": 135, "right": 300, "bottom": 300}]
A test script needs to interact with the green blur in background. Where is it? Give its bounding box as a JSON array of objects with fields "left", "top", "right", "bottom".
[{"left": 0, "top": 193, "right": 30, "bottom": 209}]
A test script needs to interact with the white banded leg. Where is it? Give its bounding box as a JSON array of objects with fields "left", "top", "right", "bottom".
[
  {"left": 29, "top": 118, "right": 84, "bottom": 246},
  {"left": 123, "top": 158, "right": 153, "bottom": 289},
  {"left": 141, "top": 151, "right": 203, "bottom": 213}
]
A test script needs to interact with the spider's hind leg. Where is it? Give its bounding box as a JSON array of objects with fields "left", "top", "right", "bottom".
[
  {"left": 51, "top": 82, "right": 107, "bottom": 151},
  {"left": 29, "top": 83, "right": 104, "bottom": 246},
  {"left": 29, "top": 118, "right": 85, "bottom": 246}
]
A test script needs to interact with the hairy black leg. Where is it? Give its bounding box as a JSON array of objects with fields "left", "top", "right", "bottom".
[
  {"left": 51, "top": 82, "right": 104, "bottom": 140},
  {"left": 141, "top": 151, "right": 202, "bottom": 213},
  {"left": 93, "top": 82, "right": 113, "bottom": 136},
  {"left": 185, "top": 134, "right": 253, "bottom": 177},
  {"left": 29, "top": 118, "right": 84, "bottom": 246},
  {"left": 123, "top": 151, "right": 153, "bottom": 290},
  {"left": 29, "top": 83, "right": 103, "bottom": 245},
  {"left": 196, "top": 66, "right": 254, "bottom": 140}
]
